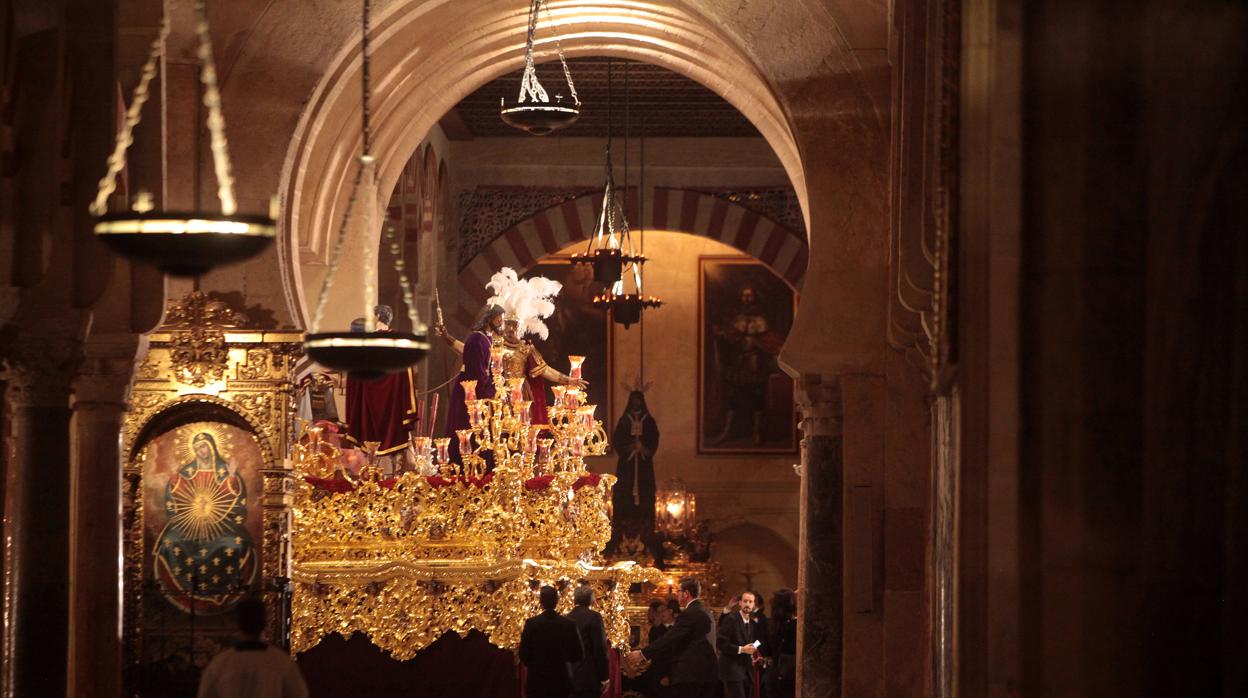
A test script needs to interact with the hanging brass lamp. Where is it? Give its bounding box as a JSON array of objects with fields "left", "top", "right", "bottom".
[
  {"left": 303, "top": 0, "right": 429, "bottom": 379},
  {"left": 90, "top": 2, "right": 275, "bottom": 276},
  {"left": 499, "top": 0, "right": 581, "bottom": 135},
  {"left": 579, "top": 60, "right": 662, "bottom": 327}
]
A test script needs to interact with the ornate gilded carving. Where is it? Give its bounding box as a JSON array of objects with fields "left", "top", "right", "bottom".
[
  {"left": 239, "top": 349, "right": 270, "bottom": 380},
  {"left": 168, "top": 328, "right": 228, "bottom": 387},
  {"left": 136, "top": 352, "right": 162, "bottom": 380},
  {"left": 291, "top": 557, "right": 659, "bottom": 660},
  {"left": 234, "top": 392, "right": 274, "bottom": 427},
  {"left": 120, "top": 292, "right": 303, "bottom": 673},
  {"left": 162, "top": 292, "right": 249, "bottom": 387},
  {"left": 290, "top": 455, "right": 656, "bottom": 657},
  {"left": 163, "top": 291, "right": 249, "bottom": 328}
]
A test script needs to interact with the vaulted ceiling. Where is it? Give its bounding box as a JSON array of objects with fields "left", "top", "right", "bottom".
[{"left": 443, "top": 57, "right": 761, "bottom": 139}]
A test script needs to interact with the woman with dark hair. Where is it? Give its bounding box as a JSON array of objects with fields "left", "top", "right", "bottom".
[
  {"left": 611, "top": 390, "right": 659, "bottom": 525},
  {"left": 436, "top": 304, "right": 504, "bottom": 464},
  {"left": 766, "top": 588, "right": 798, "bottom": 698}
]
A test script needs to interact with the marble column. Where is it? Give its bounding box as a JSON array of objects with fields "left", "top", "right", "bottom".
[
  {"left": 1, "top": 338, "right": 81, "bottom": 698},
  {"left": 66, "top": 342, "right": 138, "bottom": 698},
  {"left": 796, "top": 375, "right": 844, "bottom": 697}
]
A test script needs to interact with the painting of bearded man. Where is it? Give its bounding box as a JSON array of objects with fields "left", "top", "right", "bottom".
[{"left": 698, "top": 257, "right": 798, "bottom": 453}]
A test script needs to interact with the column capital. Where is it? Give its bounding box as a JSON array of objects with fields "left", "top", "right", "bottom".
[
  {"left": 796, "top": 373, "right": 843, "bottom": 438},
  {"left": 72, "top": 333, "right": 146, "bottom": 407},
  {"left": 1, "top": 333, "right": 83, "bottom": 408}
]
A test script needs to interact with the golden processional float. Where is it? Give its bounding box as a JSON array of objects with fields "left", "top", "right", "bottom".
[
  {"left": 288, "top": 348, "right": 660, "bottom": 659},
  {"left": 282, "top": 0, "right": 659, "bottom": 662}
]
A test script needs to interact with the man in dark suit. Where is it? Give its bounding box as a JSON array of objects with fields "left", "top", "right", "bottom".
[
  {"left": 566, "top": 584, "right": 611, "bottom": 698},
  {"left": 643, "top": 599, "right": 676, "bottom": 697},
  {"left": 716, "top": 590, "right": 760, "bottom": 698},
  {"left": 626, "top": 578, "right": 719, "bottom": 698},
  {"left": 519, "top": 585, "right": 584, "bottom": 698}
]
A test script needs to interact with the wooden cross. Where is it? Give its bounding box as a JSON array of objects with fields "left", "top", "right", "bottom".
[{"left": 738, "top": 562, "right": 761, "bottom": 590}]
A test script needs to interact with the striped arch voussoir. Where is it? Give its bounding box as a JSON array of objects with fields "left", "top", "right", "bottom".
[{"left": 455, "top": 187, "right": 806, "bottom": 324}]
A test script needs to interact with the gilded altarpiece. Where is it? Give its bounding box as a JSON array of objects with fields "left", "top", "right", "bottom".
[{"left": 121, "top": 292, "right": 301, "bottom": 694}]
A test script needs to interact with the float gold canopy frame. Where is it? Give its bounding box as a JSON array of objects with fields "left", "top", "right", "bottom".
[
  {"left": 499, "top": 0, "right": 581, "bottom": 135},
  {"left": 303, "top": 0, "right": 429, "bottom": 379},
  {"left": 89, "top": 2, "right": 276, "bottom": 277}
]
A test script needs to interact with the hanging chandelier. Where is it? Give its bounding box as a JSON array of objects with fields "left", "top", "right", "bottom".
[
  {"left": 90, "top": 2, "right": 275, "bottom": 277},
  {"left": 303, "top": 0, "right": 429, "bottom": 379},
  {"left": 571, "top": 165, "right": 646, "bottom": 286},
  {"left": 499, "top": 0, "right": 581, "bottom": 135},
  {"left": 579, "top": 60, "right": 662, "bottom": 328}
]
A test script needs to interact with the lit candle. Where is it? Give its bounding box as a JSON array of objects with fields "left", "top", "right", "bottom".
[
  {"left": 434, "top": 437, "right": 450, "bottom": 464},
  {"left": 537, "top": 438, "right": 553, "bottom": 463},
  {"left": 508, "top": 378, "right": 525, "bottom": 405},
  {"left": 456, "top": 429, "right": 474, "bottom": 456},
  {"left": 525, "top": 426, "right": 540, "bottom": 453},
  {"left": 412, "top": 436, "right": 432, "bottom": 455},
  {"left": 468, "top": 401, "right": 483, "bottom": 427},
  {"left": 489, "top": 347, "right": 505, "bottom": 376},
  {"left": 517, "top": 400, "right": 532, "bottom": 426},
  {"left": 460, "top": 379, "right": 478, "bottom": 403},
  {"left": 410, "top": 436, "right": 433, "bottom": 474},
  {"left": 567, "top": 355, "right": 585, "bottom": 380},
  {"left": 551, "top": 385, "right": 567, "bottom": 409}
]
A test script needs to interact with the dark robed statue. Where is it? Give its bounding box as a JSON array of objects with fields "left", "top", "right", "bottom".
[{"left": 612, "top": 390, "right": 660, "bottom": 525}]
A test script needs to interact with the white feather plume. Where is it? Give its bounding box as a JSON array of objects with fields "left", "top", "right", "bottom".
[{"left": 484, "top": 266, "right": 562, "bottom": 339}]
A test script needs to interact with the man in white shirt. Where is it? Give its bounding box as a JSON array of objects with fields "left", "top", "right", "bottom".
[{"left": 198, "top": 598, "right": 309, "bottom": 698}]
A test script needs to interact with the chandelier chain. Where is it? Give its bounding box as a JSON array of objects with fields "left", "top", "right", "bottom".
[
  {"left": 381, "top": 220, "right": 422, "bottom": 332},
  {"left": 194, "top": 0, "right": 237, "bottom": 216},
  {"left": 89, "top": 16, "right": 169, "bottom": 216},
  {"left": 310, "top": 167, "right": 363, "bottom": 333},
  {"left": 361, "top": 0, "right": 373, "bottom": 156},
  {"left": 539, "top": 0, "right": 580, "bottom": 106}
]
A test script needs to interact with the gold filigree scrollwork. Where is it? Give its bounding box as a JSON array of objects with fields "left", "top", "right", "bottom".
[
  {"left": 169, "top": 327, "right": 228, "bottom": 387},
  {"left": 234, "top": 393, "right": 274, "bottom": 427},
  {"left": 163, "top": 290, "right": 248, "bottom": 328},
  {"left": 239, "top": 349, "right": 270, "bottom": 380},
  {"left": 136, "top": 352, "right": 161, "bottom": 380},
  {"left": 290, "top": 560, "right": 659, "bottom": 659},
  {"left": 289, "top": 468, "right": 657, "bottom": 657},
  {"left": 161, "top": 291, "right": 250, "bottom": 387}
]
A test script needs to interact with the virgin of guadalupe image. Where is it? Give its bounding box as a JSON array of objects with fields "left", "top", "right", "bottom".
[{"left": 152, "top": 431, "right": 257, "bottom": 613}]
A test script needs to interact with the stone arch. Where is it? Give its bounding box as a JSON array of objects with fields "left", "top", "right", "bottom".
[
  {"left": 279, "top": 0, "right": 816, "bottom": 331},
  {"left": 452, "top": 187, "right": 807, "bottom": 326}
]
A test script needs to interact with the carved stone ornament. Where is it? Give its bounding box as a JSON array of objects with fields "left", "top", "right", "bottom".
[
  {"left": 886, "top": 0, "right": 960, "bottom": 394},
  {"left": 795, "top": 374, "right": 843, "bottom": 438},
  {"left": 162, "top": 291, "right": 249, "bottom": 387},
  {"left": 239, "top": 349, "right": 270, "bottom": 380},
  {"left": 0, "top": 334, "right": 83, "bottom": 408}
]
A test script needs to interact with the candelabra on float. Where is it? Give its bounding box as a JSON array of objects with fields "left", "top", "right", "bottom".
[{"left": 455, "top": 351, "right": 608, "bottom": 483}]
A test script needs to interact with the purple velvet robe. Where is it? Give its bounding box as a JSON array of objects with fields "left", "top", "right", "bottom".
[{"left": 445, "top": 331, "right": 496, "bottom": 464}]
